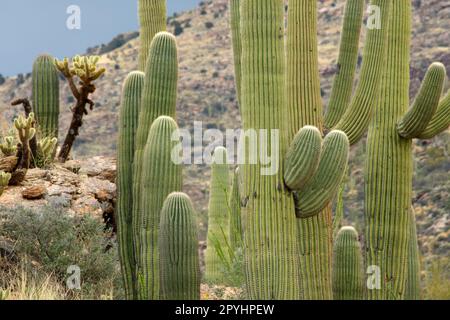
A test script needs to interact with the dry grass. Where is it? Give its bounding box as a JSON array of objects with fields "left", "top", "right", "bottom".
[{"left": 424, "top": 257, "right": 450, "bottom": 300}]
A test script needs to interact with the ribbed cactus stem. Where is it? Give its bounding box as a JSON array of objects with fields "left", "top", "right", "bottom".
[
  {"left": 365, "top": 1, "right": 412, "bottom": 299},
  {"left": 397, "top": 63, "right": 446, "bottom": 139},
  {"left": 116, "top": 71, "right": 145, "bottom": 300},
  {"left": 229, "top": 167, "right": 243, "bottom": 250},
  {"left": 417, "top": 89, "right": 450, "bottom": 139},
  {"left": 138, "top": 116, "right": 182, "bottom": 299},
  {"left": 284, "top": 126, "right": 322, "bottom": 191},
  {"left": 295, "top": 130, "right": 350, "bottom": 218},
  {"left": 405, "top": 207, "right": 421, "bottom": 300},
  {"left": 205, "top": 147, "right": 230, "bottom": 284},
  {"left": 333, "top": 0, "right": 392, "bottom": 144},
  {"left": 133, "top": 32, "right": 178, "bottom": 262},
  {"left": 159, "top": 192, "right": 200, "bottom": 300},
  {"left": 240, "top": 0, "right": 300, "bottom": 299},
  {"left": 32, "top": 54, "right": 60, "bottom": 139},
  {"left": 230, "top": 0, "right": 242, "bottom": 107},
  {"left": 324, "top": 0, "right": 364, "bottom": 128},
  {"left": 138, "top": 0, "right": 167, "bottom": 71},
  {"left": 0, "top": 171, "right": 11, "bottom": 196},
  {"left": 332, "top": 226, "right": 365, "bottom": 300}
]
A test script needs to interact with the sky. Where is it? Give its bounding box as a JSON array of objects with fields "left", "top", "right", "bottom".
[{"left": 0, "top": 0, "right": 201, "bottom": 76}]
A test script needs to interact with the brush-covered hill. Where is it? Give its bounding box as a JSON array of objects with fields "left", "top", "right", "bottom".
[{"left": 0, "top": 0, "right": 449, "bottom": 262}]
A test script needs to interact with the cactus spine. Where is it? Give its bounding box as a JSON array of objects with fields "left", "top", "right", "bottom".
[
  {"left": 116, "top": 71, "right": 145, "bottom": 299},
  {"left": 138, "top": 116, "right": 182, "bottom": 299},
  {"left": 138, "top": 0, "right": 167, "bottom": 71},
  {"left": 229, "top": 168, "right": 243, "bottom": 250},
  {"left": 332, "top": 226, "right": 365, "bottom": 300},
  {"left": 132, "top": 32, "right": 178, "bottom": 265},
  {"left": 159, "top": 192, "right": 200, "bottom": 300},
  {"left": 32, "top": 54, "right": 60, "bottom": 139},
  {"left": 205, "top": 146, "right": 230, "bottom": 283}
]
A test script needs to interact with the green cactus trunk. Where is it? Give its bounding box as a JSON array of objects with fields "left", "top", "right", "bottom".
[
  {"left": 132, "top": 32, "right": 178, "bottom": 266},
  {"left": 229, "top": 168, "right": 243, "bottom": 250},
  {"left": 405, "top": 207, "right": 421, "bottom": 300},
  {"left": 240, "top": 0, "right": 300, "bottom": 299},
  {"left": 230, "top": 0, "right": 242, "bottom": 107},
  {"left": 116, "top": 71, "right": 144, "bottom": 300},
  {"left": 332, "top": 226, "right": 365, "bottom": 300},
  {"left": 138, "top": 116, "right": 182, "bottom": 300},
  {"left": 138, "top": 0, "right": 167, "bottom": 71},
  {"left": 32, "top": 54, "right": 60, "bottom": 139},
  {"left": 365, "top": 1, "right": 412, "bottom": 300},
  {"left": 205, "top": 147, "right": 230, "bottom": 284},
  {"left": 159, "top": 192, "right": 200, "bottom": 300}
]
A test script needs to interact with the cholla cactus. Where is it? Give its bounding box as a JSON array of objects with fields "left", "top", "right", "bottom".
[
  {"left": 0, "top": 171, "right": 11, "bottom": 196},
  {"left": 54, "top": 55, "right": 106, "bottom": 162},
  {"left": 0, "top": 136, "right": 17, "bottom": 156},
  {"left": 15, "top": 113, "right": 36, "bottom": 144},
  {"left": 36, "top": 137, "right": 58, "bottom": 168}
]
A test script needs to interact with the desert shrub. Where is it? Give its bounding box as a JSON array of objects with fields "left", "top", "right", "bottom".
[
  {"left": 424, "top": 256, "right": 450, "bottom": 300},
  {"left": 0, "top": 205, "right": 122, "bottom": 299}
]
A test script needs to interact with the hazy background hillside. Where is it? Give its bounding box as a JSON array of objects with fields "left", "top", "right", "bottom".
[{"left": 0, "top": 0, "right": 449, "bottom": 264}]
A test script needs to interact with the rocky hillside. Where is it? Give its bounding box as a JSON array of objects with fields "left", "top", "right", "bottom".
[{"left": 0, "top": 0, "right": 449, "bottom": 257}]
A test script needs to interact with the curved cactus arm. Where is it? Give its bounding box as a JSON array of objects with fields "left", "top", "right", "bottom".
[
  {"left": 397, "top": 63, "right": 446, "bottom": 139},
  {"left": 333, "top": 0, "right": 392, "bottom": 145},
  {"left": 324, "top": 0, "right": 364, "bottom": 128},
  {"left": 138, "top": 116, "right": 183, "bottom": 300},
  {"left": 138, "top": 0, "right": 167, "bottom": 71},
  {"left": 295, "top": 130, "right": 349, "bottom": 218},
  {"left": 417, "top": 89, "right": 450, "bottom": 139},
  {"left": 116, "top": 71, "right": 145, "bottom": 300},
  {"left": 332, "top": 226, "right": 365, "bottom": 300},
  {"left": 230, "top": 0, "right": 242, "bottom": 108},
  {"left": 0, "top": 171, "right": 11, "bottom": 196},
  {"left": 132, "top": 32, "right": 178, "bottom": 264},
  {"left": 159, "top": 192, "right": 200, "bottom": 300},
  {"left": 284, "top": 126, "right": 322, "bottom": 191}
]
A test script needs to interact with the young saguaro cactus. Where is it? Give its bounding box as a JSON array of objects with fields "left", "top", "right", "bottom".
[
  {"left": 332, "top": 226, "right": 365, "bottom": 300},
  {"left": 159, "top": 192, "right": 200, "bottom": 300},
  {"left": 137, "top": 116, "right": 182, "bottom": 300},
  {"left": 132, "top": 31, "right": 178, "bottom": 264},
  {"left": 138, "top": 0, "right": 167, "bottom": 71},
  {"left": 116, "top": 71, "right": 145, "bottom": 300},
  {"left": 365, "top": 1, "right": 449, "bottom": 299},
  {"left": 205, "top": 146, "right": 230, "bottom": 284},
  {"left": 32, "top": 54, "right": 60, "bottom": 139}
]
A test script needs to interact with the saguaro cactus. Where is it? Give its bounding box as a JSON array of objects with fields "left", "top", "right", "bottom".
[
  {"left": 32, "top": 54, "right": 60, "bottom": 139},
  {"left": 205, "top": 146, "right": 230, "bottom": 283},
  {"left": 229, "top": 0, "right": 242, "bottom": 107},
  {"left": 332, "top": 226, "right": 365, "bottom": 300},
  {"left": 229, "top": 168, "right": 243, "bottom": 250},
  {"left": 138, "top": 0, "right": 167, "bottom": 71},
  {"left": 159, "top": 192, "right": 200, "bottom": 300},
  {"left": 116, "top": 71, "right": 145, "bottom": 299},
  {"left": 132, "top": 32, "right": 178, "bottom": 262},
  {"left": 138, "top": 116, "right": 182, "bottom": 300},
  {"left": 365, "top": 1, "right": 449, "bottom": 299}
]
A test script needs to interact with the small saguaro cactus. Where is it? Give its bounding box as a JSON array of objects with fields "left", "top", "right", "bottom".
[
  {"left": 229, "top": 167, "right": 243, "bottom": 250},
  {"left": 32, "top": 54, "right": 60, "bottom": 139},
  {"left": 138, "top": 0, "right": 167, "bottom": 71},
  {"left": 137, "top": 116, "right": 182, "bottom": 300},
  {"left": 0, "top": 136, "right": 17, "bottom": 157},
  {"left": 0, "top": 171, "right": 11, "bottom": 196},
  {"left": 54, "top": 55, "right": 105, "bottom": 162},
  {"left": 132, "top": 31, "right": 178, "bottom": 261},
  {"left": 332, "top": 226, "right": 365, "bottom": 300},
  {"left": 116, "top": 71, "right": 145, "bottom": 300},
  {"left": 205, "top": 146, "right": 230, "bottom": 284},
  {"left": 159, "top": 192, "right": 200, "bottom": 300}
]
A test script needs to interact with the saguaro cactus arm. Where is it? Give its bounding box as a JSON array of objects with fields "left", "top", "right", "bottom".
[
  {"left": 159, "top": 192, "right": 200, "bottom": 300},
  {"left": 397, "top": 63, "right": 446, "bottom": 139},
  {"left": 417, "top": 89, "right": 450, "bottom": 139},
  {"left": 294, "top": 130, "right": 350, "bottom": 218},
  {"left": 324, "top": 0, "right": 365, "bottom": 128}
]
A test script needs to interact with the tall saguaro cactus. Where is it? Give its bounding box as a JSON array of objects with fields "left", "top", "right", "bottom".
[
  {"left": 138, "top": 0, "right": 167, "bottom": 71},
  {"left": 32, "top": 54, "right": 60, "bottom": 139},
  {"left": 132, "top": 32, "right": 178, "bottom": 263},
  {"left": 365, "top": 1, "right": 448, "bottom": 299},
  {"left": 137, "top": 116, "right": 182, "bottom": 299},
  {"left": 229, "top": 168, "right": 243, "bottom": 250},
  {"left": 205, "top": 147, "right": 230, "bottom": 283},
  {"left": 116, "top": 71, "right": 144, "bottom": 299},
  {"left": 159, "top": 192, "right": 200, "bottom": 300},
  {"left": 332, "top": 226, "right": 365, "bottom": 300}
]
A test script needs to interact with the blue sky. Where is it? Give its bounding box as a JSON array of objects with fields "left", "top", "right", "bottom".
[{"left": 0, "top": 0, "right": 201, "bottom": 76}]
